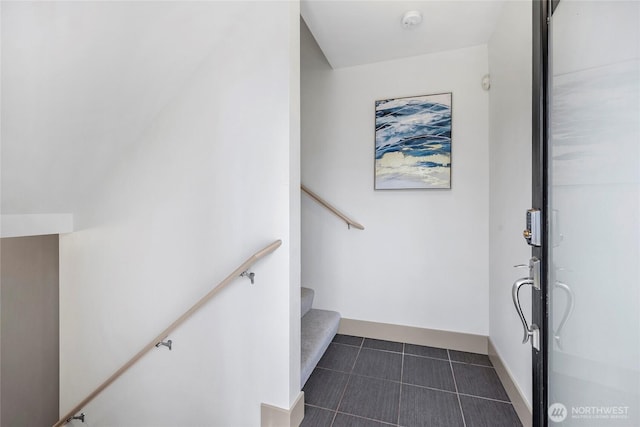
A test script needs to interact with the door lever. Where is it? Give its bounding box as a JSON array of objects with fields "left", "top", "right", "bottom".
[
  {"left": 512, "top": 277, "right": 540, "bottom": 351},
  {"left": 512, "top": 279, "right": 533, "bottom": 343},
  {"left": 511, "top": 258, "right": 541, "bottom": 351}
]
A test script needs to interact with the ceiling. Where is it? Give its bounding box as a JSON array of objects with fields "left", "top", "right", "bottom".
[{"left": 301, "top": 0, "right": 505, "bottom": 68}]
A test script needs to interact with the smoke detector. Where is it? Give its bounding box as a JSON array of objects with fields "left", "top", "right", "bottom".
[
  {"left": 481, "top": 74, "right": 491, "bottom": 91},
  {"left": 401, "top": 11, "right": 423, "bottom": 29}
]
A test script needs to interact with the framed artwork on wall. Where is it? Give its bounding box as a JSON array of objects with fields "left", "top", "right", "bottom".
[{"left": 374, "top": 92, "right": 452, "bottom": 189}]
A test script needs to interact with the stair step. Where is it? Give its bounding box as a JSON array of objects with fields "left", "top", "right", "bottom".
[
  {"left": 301, "top": 308, "right": 340, "bottom": 388},
  {"left": 301, "top": 287, "right": 314, "bottom": 318}
]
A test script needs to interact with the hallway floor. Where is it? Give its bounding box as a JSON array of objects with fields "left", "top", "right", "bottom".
[{"left": 301, "top": 335, "right": 522, "bottom": 427}]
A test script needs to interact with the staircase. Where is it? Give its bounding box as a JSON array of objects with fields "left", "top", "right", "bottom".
[{"left": 300, "top": 287, "right": 340, "bottom": 387}]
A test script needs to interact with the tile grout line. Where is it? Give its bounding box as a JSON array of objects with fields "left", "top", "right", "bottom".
[
  {"left": 351, "top": 337, "right": 364, "bottom": 370},
  {"left": 450, "top": 360, "right": 495, "bottom": 368},
  {"left": 335, "top": 410, "right": 398, "bottom": 426},
  {"left": 457, "top": 392, "right": 514, "bottom": 405},
  {"left": 305, "top": 403, "right": 333, "bottom": 411},
  {"left": 448, "top": 349, "right": 467, "bottom": 427},
  {"left": 363, "top": 346, "right": 404, "bottom": 354},
  {"left": 329, "top": 337, "right": 365, "bottom": 427},
  {"left": 315, "top": 366, "right": 403, "bottom": 384},
  {"left": 398, "top": 379, "right": 460, "bottom": 397},
  {"left": 406, "top": 353, "right": 450, "bottom": 362},
  {"left": 397, "top": 343, "right": 405, "bottom": 426}
]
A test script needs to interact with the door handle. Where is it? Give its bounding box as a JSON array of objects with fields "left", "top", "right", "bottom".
[
  {"left": 553, "top": 281, "right": 574, "bottom": 350},
  {"left": 512, "top": 277, "right": 540, "bottom": 351}
]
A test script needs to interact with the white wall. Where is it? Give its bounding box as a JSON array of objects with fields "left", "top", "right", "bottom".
[
  {"left": 288, "top": 2, "right": 302, "bottom": 403},
  {"left": 59, "top": 2, "right": 300, "bottom": 425},
  {"left": 487, "top": 0, "right": 533, "bottom": 407},
  {"left": 301, "top": 23, "right": 490, "bottom": 336},
  {"left": 1, "top": 2, "right": 234, "bottom": 218}
]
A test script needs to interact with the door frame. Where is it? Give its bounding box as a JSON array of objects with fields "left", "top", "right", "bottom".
[{"left": 531, "top": 0, "right": 551, "bottom": 425}]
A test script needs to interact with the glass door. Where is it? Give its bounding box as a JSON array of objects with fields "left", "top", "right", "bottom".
[{"left": 545, "top": 0, "right": 640, "bottom": 425}]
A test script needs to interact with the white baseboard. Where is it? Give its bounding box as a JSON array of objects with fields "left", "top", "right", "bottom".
[
  {"left": 338, "top": 318, "right": 488, "bottom": 354},
  {"left": 488, "top": 338, "right": 532, "bottom": 427},
  {"left": 261, "top": 392, "right": 304, "bottom": 427}
]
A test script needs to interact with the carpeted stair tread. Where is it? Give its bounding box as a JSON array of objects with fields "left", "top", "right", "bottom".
[{"left": 301, "top": 308, "right": 340, "bottom": 388}]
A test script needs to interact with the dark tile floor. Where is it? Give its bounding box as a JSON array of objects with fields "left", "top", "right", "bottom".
[{"left": 301, "top": 335, "right": 522, "bottom": 427}]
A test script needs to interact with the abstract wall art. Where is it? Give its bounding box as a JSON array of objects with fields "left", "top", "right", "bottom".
[{"left": 375, "top": 93, "right": 452, "bottom": 189}]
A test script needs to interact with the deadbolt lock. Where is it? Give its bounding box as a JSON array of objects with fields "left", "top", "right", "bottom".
[{"left": 524, "top": 209, "right": 541, "bottom": 246}]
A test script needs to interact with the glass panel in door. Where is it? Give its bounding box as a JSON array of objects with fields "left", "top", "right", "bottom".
[{"left": 547, "top": 1, "right": 640, "bottom": 425}]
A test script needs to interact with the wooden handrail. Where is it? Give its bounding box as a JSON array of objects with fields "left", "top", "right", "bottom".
[
  {"left": 53, "top": 239, "right": 283, "bottom": 427},
  {"left": 301, "top": 184, "right": 364, "bottom": 230}
]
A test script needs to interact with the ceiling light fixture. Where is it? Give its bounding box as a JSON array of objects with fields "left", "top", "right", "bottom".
[{"left": 401, "top": 10, "right": 423, "bottom": 29}]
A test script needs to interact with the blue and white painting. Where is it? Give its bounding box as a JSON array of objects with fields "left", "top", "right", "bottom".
[{"left": 375, "top": 93, "right": 452, "bottom": 189}]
